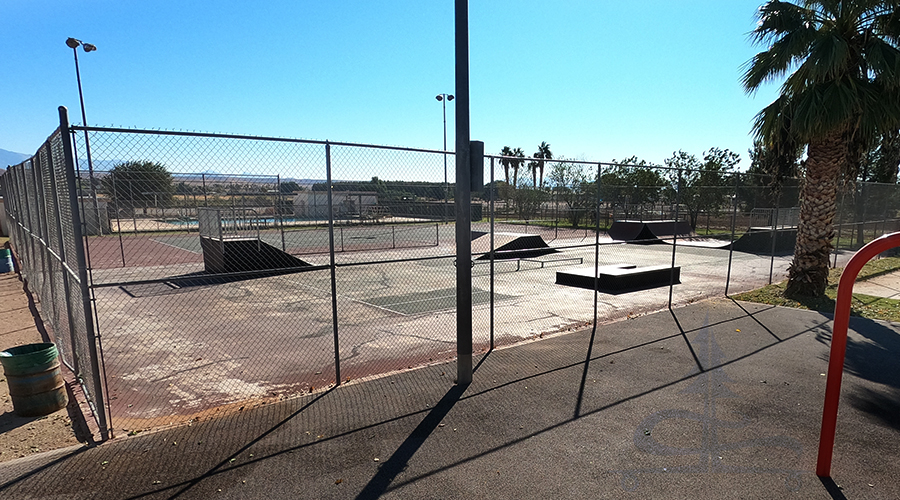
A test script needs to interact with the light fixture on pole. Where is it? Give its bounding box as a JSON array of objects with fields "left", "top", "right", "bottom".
[
  {"left": 436, "top": 93, "right": 454, "bottom": 224},
  {"left": 66, "top": 37, "right": 96, "bottom": 136},
  {"left": 67, "top": 37, "right": 102, "bottom": 234}
]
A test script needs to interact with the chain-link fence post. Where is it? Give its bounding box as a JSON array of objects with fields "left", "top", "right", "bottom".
[
  {"left": 489, "top": 156, "right": 496, "bottom": 350},
  {"left": 593, "top": 163, "right": 602, "bottom": 325},
  {"left": 768, "top": 185, "right": 782, "bottom": 284},
  {"left": 725, "top": 172, "right": 740, "bottom": 296},
  {"left": 668, "top": 169, "right": 682, "bottom": 309},
  {"left": 325, "top": 142, "right": 341, "bottom": 386},
  {"left": 59, "top": 106, "right": 110, "bottom": 440}
]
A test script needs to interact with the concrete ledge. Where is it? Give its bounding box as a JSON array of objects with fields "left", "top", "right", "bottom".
[{"left": 556, "top": 263, "right": 681, "bottom": 293}]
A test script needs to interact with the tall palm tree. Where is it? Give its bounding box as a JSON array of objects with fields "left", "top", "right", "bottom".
[
  {"left": 534, "top": 141, "right": 552, "bottom": 188},
  {"left": 500, "top": 146, "right": 514, "bottom": 185},
  {"left": 743, "top": 0, "right": 900, "bottom": 297},
  {"left": 511, "top": 147, "right": 526, "bottom": 187},
  {"left": 528, "top": 157, "right": 540, "bottom": 187}
]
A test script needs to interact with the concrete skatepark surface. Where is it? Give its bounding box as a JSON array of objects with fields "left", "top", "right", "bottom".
[
  {"left": 1, "top": 298, "right": 898, "bottom": 499},
  {"left": 85, "top": 225, "right": 810, "bottom": 432}
]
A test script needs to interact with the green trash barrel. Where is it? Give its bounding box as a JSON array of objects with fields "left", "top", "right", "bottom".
[
  {"left": 0, "top": 343, "right": 68, "bottom": 417},
  {"left": 0, "top": 248, "right": 12, "bottom": 273}
]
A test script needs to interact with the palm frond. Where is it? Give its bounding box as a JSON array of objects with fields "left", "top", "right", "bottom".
[
  {"left": 805, "top": 33, "right": 853, "bottom": 80},
  {"left": 753, "top": 95, "right": 795, "bottom": 142},
  {"left": 743, "top": 27, "right": 822, "bottom": 91},
  {"left": 864, "top": 36, "right": 900, "bottom": 83},
  {"left": 751, "top": 1, "right": 813, "bottom": 44},
  {"left": 873, "top": 3, "right": 900, "bottom": 43},
  {"left": 791, "top": 77, "right": 861, "bottom": 137}
]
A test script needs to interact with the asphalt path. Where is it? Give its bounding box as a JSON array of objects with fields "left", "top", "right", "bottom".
[{"left": 2, "top": 299, "right": 897, "bottom": 499}]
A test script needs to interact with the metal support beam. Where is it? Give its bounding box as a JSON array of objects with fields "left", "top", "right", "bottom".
[{"left": 455, "top": 0, "right": 472, "bottom": 385}]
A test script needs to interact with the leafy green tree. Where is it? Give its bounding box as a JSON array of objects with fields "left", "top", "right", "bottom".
[
  {"left": 606, "top": 157, "right": 667, "bottom": 212},
  {"left": 101, "top": 161, "right": 173, "bottom": 212},
  {"left": 174, "top": 181, "right": 193, "bottom": 195},
  {"left": 871, "top": 131, "right": 900, "bottom": 184},
  {"left": 741, "top": 140, "right": 803, "bottom": 209},
  {"left": 279, "top": 181, "right": 301, "bottom": 193},
  {"left": 743, "top": 0, "right": 900, "bottom": 297},
  {"left": 851, "top": 130, "right": 900, "bottom": 183},
  {"left": 483, "top": 180, "right": 508, "bottom": 200},
  {"left": 849, "top": 130, "right": 900, "bottom": 246},
  {"left": 664, "top": 149, "right": 739, "bottom": 231},
  {"left": 513, "top": 178, "right": 547, "bottom": 219},
  {"left": 548, "top": 160, "right": 594, "bottom": 227}
]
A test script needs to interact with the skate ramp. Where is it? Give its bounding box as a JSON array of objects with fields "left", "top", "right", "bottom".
[
  {"left": 201, "top": 236, "right": 312, "bottom": 274},
  {"left": 731, "top": 227, "right": 797, "bottom": 254},
  {"left": 608, "top": 220, "right": 693, "bottom": 243},
  {"left": 471, "top": 232, "right": 558, "bottom": 260},
  {"left": 664, "top": 227, "right": 797, "bottom": 255}
]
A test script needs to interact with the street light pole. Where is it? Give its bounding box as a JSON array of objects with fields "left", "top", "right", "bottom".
[
  {"left": 67, "top": 38, "right": 96, "bottom": 141},
  {"left": 66, "top": 37, "right": 102, "bottom": 234},
  {"left": 436, "top": 93, "right": 454, "bottom": 224}
]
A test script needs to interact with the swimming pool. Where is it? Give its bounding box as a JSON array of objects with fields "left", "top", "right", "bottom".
[{"left": 159, "top": 217, "right": 309, "bottom": 226}]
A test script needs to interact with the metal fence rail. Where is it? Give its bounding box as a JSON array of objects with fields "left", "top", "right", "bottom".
[{"left": 4, "top": 109, "right": 900, "bottom": 440}]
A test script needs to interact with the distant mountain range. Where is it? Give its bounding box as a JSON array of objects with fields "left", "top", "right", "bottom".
[{"left": 0, "top": 148, "right": 28, "bottom": 167}]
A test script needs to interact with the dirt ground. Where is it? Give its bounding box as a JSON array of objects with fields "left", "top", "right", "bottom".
[{"left": 0, "top": 270, "right": 88, "bottom": 463}]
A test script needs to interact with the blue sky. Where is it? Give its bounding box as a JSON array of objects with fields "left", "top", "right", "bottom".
[{"left": 1, "top": 0, "right": 779, "bottom": 173}]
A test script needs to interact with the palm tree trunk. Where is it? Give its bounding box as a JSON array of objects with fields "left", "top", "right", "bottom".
[{"left": 785, "top": 129, "right": 846, "bottom": 297}]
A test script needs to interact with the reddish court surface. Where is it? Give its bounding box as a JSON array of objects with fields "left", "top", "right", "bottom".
[
  {"left": 86, "top": 234, "right": 203, "bottom": 270},
  {"left": 817, "top": 231, "right": 900, "bottom": 477}
]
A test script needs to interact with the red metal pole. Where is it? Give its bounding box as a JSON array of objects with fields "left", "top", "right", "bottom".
[{"left": 816, "top": 231, "right": 900, "bottom": 477}]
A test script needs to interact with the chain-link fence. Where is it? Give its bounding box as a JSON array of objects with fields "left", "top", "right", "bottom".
[
  {"left": 0, "top": 118, "right": 108, "bottom": 439},
  {"left": 4, "top": 109, "right": 900, "bottom": 439}
]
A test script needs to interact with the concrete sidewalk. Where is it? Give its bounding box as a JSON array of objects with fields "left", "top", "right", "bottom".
[
  {"left": 850, "top": 269, "right": 900, "bottom": 299},
  {"left": 1, "top": 298, "right": 898, "bottom": 499}
]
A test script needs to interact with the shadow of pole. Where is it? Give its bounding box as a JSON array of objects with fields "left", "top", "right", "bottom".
[
  {"left": 165, "top": 387, "right": 336, "bottom": 499},
  {"left": 576, "top": 169, "right": 602, "bottom": 419},
  {"left": 818, "top": 476, "right": 849, "bottom": 500},
  {"left": 574, "top": 322, "right": 597, "bottom": 418},
  {"left": 353, "top": 383, "right": 468, "bottom": 500},
  {"left": 728, "top": 298, "right": 783, "bottom": 341},
  {"left": 0, "top": 446, "right": 88, "bottom": 492},
  {"left": 668, "top": 309, "right": 705, "bottom": 373}
]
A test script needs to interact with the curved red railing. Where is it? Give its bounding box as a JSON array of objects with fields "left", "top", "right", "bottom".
[{"left": 817, "top": 231, "right": 900, "bottom": 477}]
